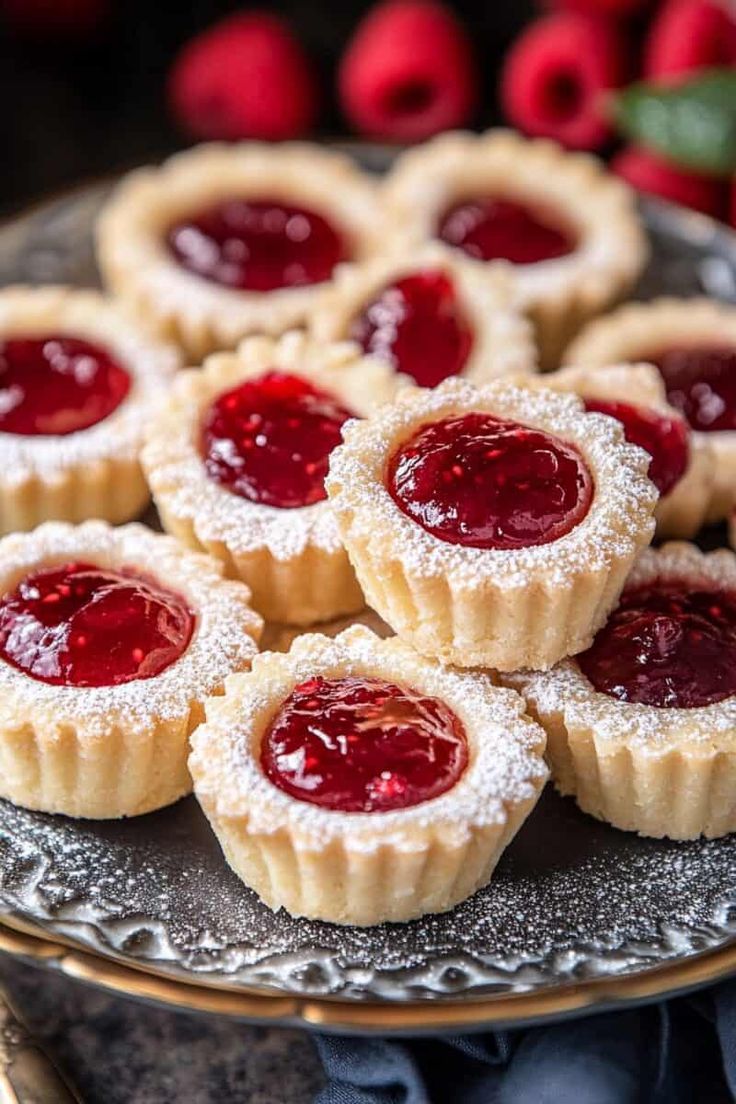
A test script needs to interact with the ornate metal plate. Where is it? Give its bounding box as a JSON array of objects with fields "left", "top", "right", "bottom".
[{"left": 0, "top": 160, "right": 736, "bottom": 1020}]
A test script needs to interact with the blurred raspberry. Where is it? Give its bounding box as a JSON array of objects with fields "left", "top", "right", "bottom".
[
  {"left": 644, "top": 0, "right": 736, "bottom": 81},
  {"left": 338, "top": 0, "right": 477, "bottom": 141},
  {"left": 546, "top": 0, "right": 650, "bottom": 15},
  {"left": 168, "top": 12, "right": 318, "bottom": 141},
  {"left": 0, "top": 0, "right": 107, "bottom": 35},
  {"left": 613, "top": 145, "right": 728, "bottom": 217},
  {"left": 730, "top": 178, "right": 736, "bottom": 228},
  {"left": 500, "top": 13, "right": 627, "bottom": 150}
]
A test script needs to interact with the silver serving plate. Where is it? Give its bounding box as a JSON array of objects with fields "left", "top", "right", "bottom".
[{"left": 0, "top": 157, "right": 735, "bottom": 1032}]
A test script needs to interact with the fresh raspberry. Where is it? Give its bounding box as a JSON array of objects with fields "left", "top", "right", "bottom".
[
  {"left": 547, "top": 0, "right": 649, "bottom": 15},
  {"left": 644, "top": 0, "right": 736, "bottom": 82},
  {"left": 338, "top": 0, "right": 477, "bottom": 142},
  {"left": 0, "top": 0, "right": 107, "bottom": 35},
  {"left": 168, "top": 12, "right": 318, "bottom": 142},
  {"left": 612, "top": 146, "right": 728, "bottom": 218},
  {"left": 500, "top": 14, "right": 627, "bottom": 150}
]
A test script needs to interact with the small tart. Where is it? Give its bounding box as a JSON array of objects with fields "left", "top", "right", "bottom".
[
  {"left": 309, "top": 244, "right": 537, "bottom": 387},
  {"left": 0, "top": 285, "right": 178, "bottom": 534},
  {"left": 380, "top": 130, "right": 648, "bottom": 369},
  {"left": 326, "top": 378, "right": 657, "bottom": 671},
  {"left": 142, "top": 331, "right": 399, "bottom": 625},
  {"left": 96, "top": 143, "right": 382, "bottom": 360},
  {"left": 0, "top": 521, "right": 261, "bottom": 819},
  {"left": 505, "top": 543, "right": 736, "bottom": 840},
  {"left": 565, "top": 298, "right": 736, "bottom": 522},
  {"left": 539, "top": 363, "right": 714, "bottom": 539},
  {"left": 190, "top": 624, "right": 548, "bottom": 925}
]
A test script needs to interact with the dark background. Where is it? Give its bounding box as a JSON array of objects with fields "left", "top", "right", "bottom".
[{"left": 0, "top": 0, "right": 535, "bottom": 216}]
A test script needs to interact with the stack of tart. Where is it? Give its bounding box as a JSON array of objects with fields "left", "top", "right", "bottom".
[{"left": 1, "top": 131, "right": 735, "bottom": 928}]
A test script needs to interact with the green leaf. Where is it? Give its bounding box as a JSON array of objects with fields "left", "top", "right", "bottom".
[{"left": 613, "top": 69, "right": 736, "bottom": 177}]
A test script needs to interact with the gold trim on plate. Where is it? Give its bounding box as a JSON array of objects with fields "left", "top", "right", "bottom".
[{"left": 1, "top": 916, "right": 734, "bottom": 1034}]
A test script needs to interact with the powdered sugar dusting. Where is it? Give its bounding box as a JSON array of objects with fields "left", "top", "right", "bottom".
[
  {"left": 0, "top": 286, "right": 178, "bottom": 483},
  {"left": 381, "top": 129, "right": 648, "bottom": 302},
  {"left": 3, "top": 783, "right": 736, "bottom": 998},
  {"left": 309, "top": 242, "right": 539, "bottom": 382},
  {"left": 143, "top": 331, "right": 399, "bottom": 561},
  {"left": 190, "top": 624, "right": 548, "bottom": 850},
  {"left": 0, "top": 521, "right": 261, "bottom": 734},
  {"left": 327, "top": 377, "right": 658, "bottom": 587},
  {"left": 510, "top": 542, "right": 736, "bottom": 748}
]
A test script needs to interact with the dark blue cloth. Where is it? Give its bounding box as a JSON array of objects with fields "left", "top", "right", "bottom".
[{"left": 315, "top": 979, "right": 736, "bottom": 1103}]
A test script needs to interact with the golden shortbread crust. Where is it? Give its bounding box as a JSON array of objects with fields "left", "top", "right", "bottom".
[{"left": 190, "top": 625, "right": 548, "bottom": 925}]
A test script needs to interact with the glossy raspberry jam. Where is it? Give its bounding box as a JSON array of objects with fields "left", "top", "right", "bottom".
[
  {"left": 260, "top": 675, "right": 468, "bottom": 813},
  {"left": 0, "top": 562, "right": 195, "bottom": 687},
  {"left": 167, "top": 198, "right": 346, "bottom": 291},
  {"left": 437, "top": 197, "right": 576, "bottom": 265},
  {"left": 583, "top": 399, "right": 689, "bottom": 497},
  {"left": 578, "top": 580, "right": 736, "bottom": 709},
  {"left": 201, "top": 370, "right": 354, "bottom": 509},
  {"left": 0, "top": 335, "right": 131, "bottom": 436},
  {"left": 349, "top": 269, "right": 474, "bottom": 387},
  {"left": 648, "top": 345, "right": 736, "bottom": 433},
  {"left": 388, "top": 412, "right": 593, "bottom": 549}
]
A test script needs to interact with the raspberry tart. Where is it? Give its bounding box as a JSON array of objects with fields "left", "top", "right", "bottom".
[
  {"left": 565, "top": 298, "right": 736, "bottom": 522},
  {"left": 380, "top": 130, "right": 648, "bottom": 368},
  {"left": 0, "top": 286, "right": 178, "bottom": 534},
  {"left": 96, "top": 143, "right": 381, "bottom": 359},
  {"left": 142, "top": 331, "right": 398, "bottom": 625},
  {"left": 326, "top": 378, "right": 658, "bottom": 670},
  {"left": 190, "top": 624, "right": 548, "bottom": 925},
  {"left": 309, "top": 245, "right": 537, "bottom": 388},
  {"left": 540, "top": 363, "right": 714, "bottom": 539},
  {"left": 506, "top": 543, "right": 736, "bottom": 840},
  {"left": 0, "top": 521, "right": 261, "bottom": 819}
]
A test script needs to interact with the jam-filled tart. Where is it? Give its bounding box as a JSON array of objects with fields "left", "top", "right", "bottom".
[
  {"left": 326, "top": 378, "right": 658, "bottom": 670},
  {"left": 565, "top": 298, "right": 736, "bottom": 522},
  {"left": 506, "top": 543, "right": 736, "bottom": 840},
  {"left": 540, "top": 363, "right": 714, "bottom": 539},
  {"left": 142, "top": 331, "right": 399, "bottom": 625},
  {"left": 96, "top": 143, "right": 381, "bottom": 360},
  {"left": 0, "top": 285, "right": 178, "bottom": 534},
  {"left": 380, "top": 130, "right": 648, "bottom": 369},
  {"left": 190, "top": 624, "right": 548, "bottom": 925},
  {"left": 309, "top": 244, "right": 537, "bottom": 388},
  {"left": 0, "top": 521, "right": 261, "bottom": 819}
]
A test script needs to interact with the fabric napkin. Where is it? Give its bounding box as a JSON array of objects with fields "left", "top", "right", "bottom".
[{"left": 315, "top": 978, "right": 736, "bottom": 1102}]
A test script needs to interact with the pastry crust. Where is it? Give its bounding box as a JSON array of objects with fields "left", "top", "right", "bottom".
[
  {"left": 190, "top": 624, "right": 548, "bottom": 925},
  {"left": 506, "top": 543, "right": 736, "bottom": 840},
  {"left": 142, "top": 331, "right": 400, "bottom": 625},
  {"left": 96, "top": 142, "right": 382, "bottom": 360},
  {"left": 0, "top": 285, "right": 178, "bottom": 534},
  {"left": 565, "top": 297, "right": 736, "bottom": 522},
  {"left": 326, "top": 378, "right": 658, "bottom": 670},
  {"left": 308, "top": 244, "right": 538, "bottom": 383},
  {"left": 380, "top": 130, "right": 648, "bottom": 369},
  {"left": 0, "top": 521, "right": 262, "bottom": 819},
  {"left": 537, "top": 362, "right": 714, "bottom": 539}
]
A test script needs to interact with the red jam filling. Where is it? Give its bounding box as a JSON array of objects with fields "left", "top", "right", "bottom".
[
  {"left": 387, "top": 412, "right": 593, "bottom": 550},
  {"left": 166, "top": 198, "right": 346, "bottom": 292},
  {"left": 437, "top": 197, "right": 576, "bottom": 265},
  {"left": 201, "top": 370, "right": 354, "bottom": 509},
  {"left": 260, "top": 675, "right": 468, "bottom": 813},
  {"left": 0, "top": 562, "right": 194, "bottom": 688},
  {"left": 0, "top": 336, "right": 131, "bottom": 436},
  {"left": 578, "top": 580, "right": 736, "bottom": 709},
  {"left": 648, "top": 345, "right": 736, "bottom": 433},
  {"left": 349, "top": 269, "right": 474, "bottom": 388},
  {"left": 583, "top": 399, "right": 689, "bottom": 497}
]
